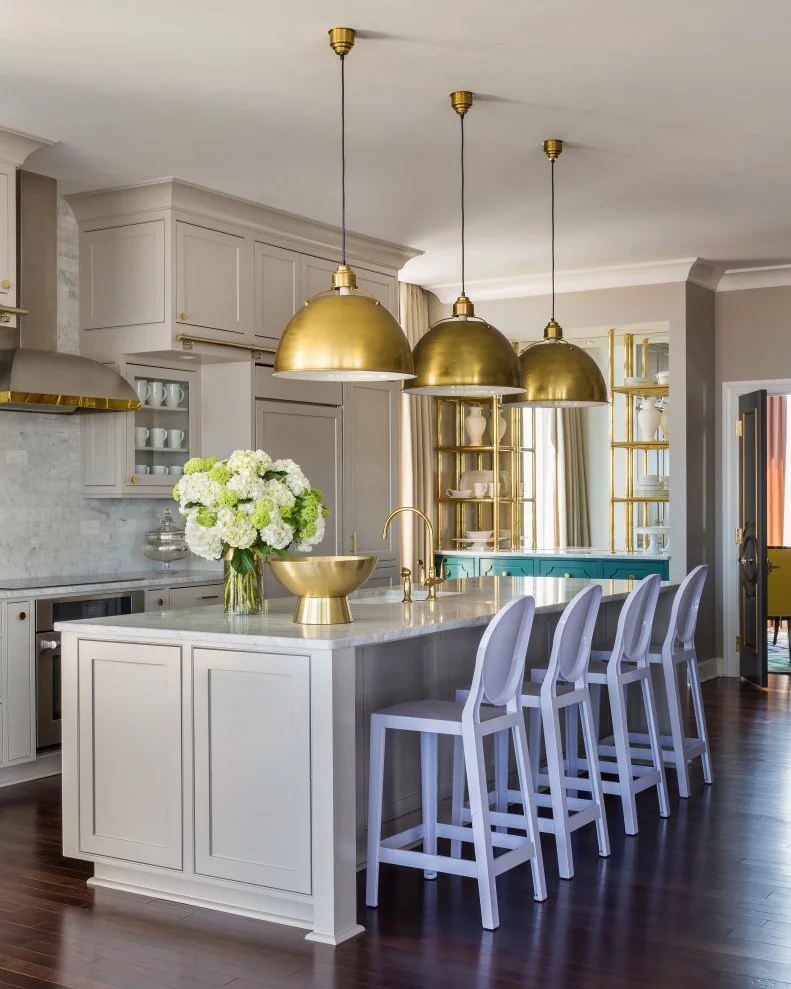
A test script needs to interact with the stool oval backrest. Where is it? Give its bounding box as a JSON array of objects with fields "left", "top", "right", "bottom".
[
  {"left": 612, "top": 574, "right": 662, "bottom": 667},
  {"left": 663, "top": 565, "right": 708, "bottom": 654},
  {"left": 543, "top": 583, "right": 602, "bottom": 689},
  {"left": 464, "top": 595, "right": 535, "bottom": 719}
]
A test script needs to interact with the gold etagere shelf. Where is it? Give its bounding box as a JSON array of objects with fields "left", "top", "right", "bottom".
[
  {"left": 435, "top": 398, "right": 537, "bottom": 554},
  {"left": 608, "top": 329, "right": 669, "bottom": 552}
]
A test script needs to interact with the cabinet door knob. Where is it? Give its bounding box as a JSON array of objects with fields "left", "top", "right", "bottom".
[
  {"left": 18, "top": 611, "right": 27, "bottom": 620},
  {"left": 130, "top": 475, "right": 138, "bottom": 485},
  {"left": 501, "top": 570, "right": 508, "bottom": 577},
  {"left": 628, "top": 574, "right": 636, "bottom": 580},
  {"left": 179, "top": 311, "right": 189, "bottom": 321},
  {"left": 563, "top": 572, "right": 571, "bottom": 578},
  {"left": 1, "top": 278, "right": 10, "bottom": 290},
  {"left": 157, "top": 597, "right": 165, "bottom": 606}
]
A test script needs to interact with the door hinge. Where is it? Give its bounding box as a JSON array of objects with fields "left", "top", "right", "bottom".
[
  {"left": 736, "top": 526, "right": 744, "bottom": 545},
  {"left": 736, "top": 419, "right": 743, "bottom": 438},
  {"left": 736, "top": 633, "right": 743, "bottom": 652}
]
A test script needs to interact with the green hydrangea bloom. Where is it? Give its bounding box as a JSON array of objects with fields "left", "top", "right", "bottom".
[
  {"left": 251, "top": 497, "right": 275, "bottom": 529},
  {"left": 183, "top": 456, "right": 217, "bottom": 475},
  {"left": 196, "top": 507, "right": 216, "bottom": 527},
  {"left": 298, "top": 490, "right": 323, "bottom": 540},
  {"left": 208, "top": 464, "right": 232, "bottom": 485},
  {"left": 217, "top": 489, "right": 240, "bottom": 509}
]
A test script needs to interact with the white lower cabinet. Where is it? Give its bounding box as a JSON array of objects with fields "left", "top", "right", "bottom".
[
  {"left": 1, "top": 601, "right": 34, "bottom": 767},
  {"left": 77, "top": 639, "right": 183, "bottom": 869},
  {"left": 192, "top": 648, "right": 312, "bottom": 893},
  {"left": 145, "top": 582, "right": 223, "bottom": 612}
]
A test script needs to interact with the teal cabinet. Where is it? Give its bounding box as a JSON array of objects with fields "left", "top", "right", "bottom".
[
  {"left": 601, "top": 560, "right": 669, "bottom": 580},
  {"left": 438, "top": 555, "right": 478, "bottom": 580},
  {"left": 538, "top": 559, "right": 600, "bottom": 579},
  {"left": 479, "top": 557, "right": 536, "bottom": 578}
]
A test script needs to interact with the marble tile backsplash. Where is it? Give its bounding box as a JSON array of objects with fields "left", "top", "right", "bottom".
[{"left": 0, "top": 199, "right": 189, "bottom": 580}]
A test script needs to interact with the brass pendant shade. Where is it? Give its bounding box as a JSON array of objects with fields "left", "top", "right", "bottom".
[
  {"left": 405, "top": 92, "right": 521, "bottom": 398},
  {"left": 274, "top": 29, "right": 414, "bottom": 382},
  {"left": 503, "top": 140, "right": 607, "bottom": 408}
]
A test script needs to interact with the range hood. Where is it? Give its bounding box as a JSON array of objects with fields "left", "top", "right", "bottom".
[{"left": 0, "top": 171, "right": 140, "bottom": 414}]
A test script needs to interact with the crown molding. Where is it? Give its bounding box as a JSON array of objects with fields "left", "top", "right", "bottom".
[
  {"left": 424, "top": 258, "right": 725, "bottom": 303},
  {"left": 0, "top": 125, "right": 55, "bottom": 168},
  {"left": 717, "top": 264, "right": 791, "bottom": 292}
]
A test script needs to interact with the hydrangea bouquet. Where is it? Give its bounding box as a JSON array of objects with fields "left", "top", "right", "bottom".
[{"left": 174, "top": 450, "right": 329, "bottom": 614}]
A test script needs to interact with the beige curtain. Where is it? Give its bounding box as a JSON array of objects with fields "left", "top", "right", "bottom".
[
  {"left": 399, "top": 283, "right": 436, "bottom": 570},
  {"left": 562, "top": 408, "right": 591, "bottom": 547}
]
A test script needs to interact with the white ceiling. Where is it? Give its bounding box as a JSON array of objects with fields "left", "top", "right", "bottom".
[{"left": 5, "top": 0, "right": 791, "bottom": 292}]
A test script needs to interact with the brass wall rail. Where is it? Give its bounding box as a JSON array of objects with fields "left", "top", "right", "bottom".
[{"left": 175, "top": 333, "right": 277, "bottom": 360}]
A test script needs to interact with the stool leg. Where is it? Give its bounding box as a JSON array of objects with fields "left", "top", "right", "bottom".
[
  {"left": 512, "top": 721, "right": 547, "bottom": 902},
  {"left": 608, "top": 674, "right": 638, "bottom": 836},
  {"left": 542, "top": 694, "right": 573, "bottom": 879},
  {"left": 366, "top": 720, "right": 387, "bottom": 908},
  {"left": 687, "top": 656, "right": 713, "bottom": 785},
  {"left": 451, "top": 735, "right": 465, "bottom": 859},
  {"left": 566, "top": 705, "right": 580, "bottom": 782},
  {"left": 528, "top": 705, "right": 541, "bottom": 783},
  {"left": 589, "top": 682, "right": 602, "bottom": 740},
  {"left": 663, "top": 659, "right": 690, "bottom": 798},
  {"left": 640, "top": 671, "right": 670, "bottom": 818},
  {"left": 421, "top": 732, "right": 438, "bottom": 879},
  {"left": 494, "top": 730, "right": 509, "bottom": 832},
  {"left": 463, "top": 724, "right": 499, "bottom": 930},
  {"left": 580, "top": 691, "right": 610, "bottom": 859}
]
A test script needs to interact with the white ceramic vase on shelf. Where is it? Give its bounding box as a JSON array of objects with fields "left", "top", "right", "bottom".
[
  {"left": 637, "top": 398, "right": 662, "bottom": 442},
  {"left": 497, "top": 410, "right": 507, "bottom": 443},
  {"left": 465, "top": 405, "right": 487, "bottom": 446},
  {"left": 659, "top": 400, "right": 670, "bottom": 440}
]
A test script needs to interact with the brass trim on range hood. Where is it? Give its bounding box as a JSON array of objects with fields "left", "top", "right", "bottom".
[{"left": 0, "top": 346, "right": 141, "bottom": 414}]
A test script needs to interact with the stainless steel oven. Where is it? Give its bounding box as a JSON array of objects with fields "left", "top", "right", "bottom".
[{"left": 35, "top": 589, "right": 145, "bottom": 749}]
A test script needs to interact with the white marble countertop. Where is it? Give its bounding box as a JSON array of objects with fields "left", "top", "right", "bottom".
[
  {"left": 440, "top": 547, "right": 670, "bottom": 560},
  {"left": 0, "top": 569, "right": 222, "bottom": 600},
  {"left": 56, "top": 576, "right": 674, "bottom": 650}
]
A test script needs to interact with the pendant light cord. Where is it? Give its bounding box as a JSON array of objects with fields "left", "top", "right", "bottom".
[
  {"left": 460, "top": 113, "right": 466, "bottom": 297},
  {"left": 550, "top": 156, "right": 555, "bottom": 321},
  {"left": 340, "top": 53, "right": 347, "bottom": 266}
]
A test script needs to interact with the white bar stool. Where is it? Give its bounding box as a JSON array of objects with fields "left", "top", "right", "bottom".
[
  {"left": 621, "top": 565, "right": 713, "bottom": 798},
  {"left": 495, "top": 584, "right": 610, "bottom": 880},
  {"left": 581, "top": 574, "right": 670, "bottom": 835},
  {"left": 366, "top": 596, "right": 547, "bottom": 931}
]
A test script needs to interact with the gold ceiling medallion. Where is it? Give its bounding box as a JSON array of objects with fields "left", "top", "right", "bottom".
[
  {"left": 503, "top": 139, "right": 608, "bottom": 408},
  {"left": 405, "top": 92, "right": 521, "bottom": 397},
  {"left": 273, "top": 28, "right": 414, "bottom": 382}
]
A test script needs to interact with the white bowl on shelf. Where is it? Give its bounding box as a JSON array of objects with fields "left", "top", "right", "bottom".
[
  {"left": 625, "top": 376, "right": 653, "bottom": 387},
  {"left": 655, "top": 370, "right": 669, "bottom": 386},
  {"left": 446, "top": 489, "right": 472, "bottom": 499}
]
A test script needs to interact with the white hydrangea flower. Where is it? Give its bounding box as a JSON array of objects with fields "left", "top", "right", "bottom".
[
  {"left": 260, "top": 516, "right": 294, "bottom": 550},
  {"left": 228, "top": 449, "right": 272, "bottom": 475},
  {"left": 177, "top": 472, "right": 223, "bottom": 510},
  {"left": 261, "top": 478, "right": 296, "bottom": 509},
  {"left": 215, "top": 507, "right": 257, "bottom": 549},
  {"left": 227, "top": 472, "right": 267, "bottom": 503},
  {"left": 282, "top": 468, "right": 310, "bottom": 497},
  {"left": 185, "top": 515, "right": 223, "bottom": 561}
]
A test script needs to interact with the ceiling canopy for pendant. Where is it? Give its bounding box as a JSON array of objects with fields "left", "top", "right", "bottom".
[
  {"left": 274, "top": 28, "right": 414, "bottom": 382},
  {"left": 503, "top": 140, "right": 608, "bottom": 408},
  {"left": 405, "top": 92, "right": 521, "bottom": 397}
]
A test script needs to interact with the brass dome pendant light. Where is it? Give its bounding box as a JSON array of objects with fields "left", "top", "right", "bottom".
[
  {"left": 405, "top": 92, "right": 522, "bottom": 397},
  {"left": 503, "top": 140, "right": 608, "bottom": 407},
  {"left": 274, "top": 28, "right": 414, "bottom": 382}
]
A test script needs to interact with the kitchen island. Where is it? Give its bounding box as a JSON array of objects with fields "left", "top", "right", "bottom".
[{"left": 58, "top": 576, "right": 676, "bottom": 945}]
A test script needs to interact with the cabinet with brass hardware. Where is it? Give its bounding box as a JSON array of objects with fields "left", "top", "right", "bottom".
[
  {"left": 68, "top": 180, "right": 409, "bottom": 364},
  {"left": 146, "top": 582, "right": 223, "bottom": 612},
  {"left": 435, "top": 552, "right": 669, "bottom": 582},
  {"left": 82, "top": 358, "right": 201, "bottom": 498}
]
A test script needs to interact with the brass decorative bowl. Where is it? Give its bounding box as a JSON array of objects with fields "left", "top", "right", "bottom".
[{"left": 267, "top": 555, "right": 378, "bottom": 625}]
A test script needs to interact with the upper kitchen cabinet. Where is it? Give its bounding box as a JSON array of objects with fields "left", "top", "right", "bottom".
[{"left": 68, "top": 179, "right": 417, "bottom": 364}]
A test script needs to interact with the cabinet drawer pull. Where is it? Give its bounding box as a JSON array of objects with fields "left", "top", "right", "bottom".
[
  {"left": 157, "top": 597, "right": 165, "bottom": 606},
  {"left": 1, "top": 279, "right": 10, "bottom": 290},
  {"left": 199, "top": 594, "right": 220, "bottom": 600},
  {"left": 563, "top": 572, "right": 571, "bottom": 578},
  {"left": 501, "top": 570, "right": 508, "bottom": 577},
  {"left": 628, "top": 574, "right": 636, "bottom": 580},
  {"left": 18, "top": 611, "right": 27, "bottom": 621},
  {"left": 179, "top": 311, "right": 189, "bottom": 321}
]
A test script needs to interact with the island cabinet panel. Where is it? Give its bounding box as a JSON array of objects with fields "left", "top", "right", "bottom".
[
  {"left": 77, "top": 640, "right": 183, "bottom": 869},
  {"left": 5, "top": 601, "right": 34, "bottom": 765},
  {"left": 538, "top": 559, "right": 600, "bottom": 579},
  {"left": 192, "top": 649, "right": 312, "bottom": 894},
  {"left": 175, "top": 221, "right": 248, "bottom": 338}
]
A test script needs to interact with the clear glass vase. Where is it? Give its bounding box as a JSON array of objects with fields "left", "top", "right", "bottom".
[{"left": 224, "top": 554, "right": 265, "bottom": 616}]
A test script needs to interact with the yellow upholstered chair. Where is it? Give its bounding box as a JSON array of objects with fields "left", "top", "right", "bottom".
[{"left": 768, "top": 547, "right": 791, "bottom": 658}]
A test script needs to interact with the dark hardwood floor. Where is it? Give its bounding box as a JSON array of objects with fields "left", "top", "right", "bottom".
[{"left": 1, "top": 678, "right": 790, "bottom": 988}]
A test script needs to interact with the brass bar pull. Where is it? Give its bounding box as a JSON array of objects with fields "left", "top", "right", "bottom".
[{"left": 352, "top": 531, "right": 358, "bottom": 554}]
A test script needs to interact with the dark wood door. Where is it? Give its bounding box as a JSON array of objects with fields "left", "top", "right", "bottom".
[{"left": 738, "top": 389, "right": 768, "bottom": 686}]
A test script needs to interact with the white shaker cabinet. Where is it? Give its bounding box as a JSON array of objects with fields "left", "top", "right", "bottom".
[
  {"left": 1, "top": 601, "right": 34, "bottom": 767},
  {"left": 176, "top": 221, "right": 249, "bottom": 339},
  {"left": 192, "top": 648, "right": 312, "bottom": 893},
  {"left": 342, "top": 381, "right": 400, "bottom": 570},
  {"left": 77, "top": 639, "right": 183, "bottom": 869},
  {"left": 253, "top": 242, "right": 301, "bottom": 349},
  {"left": 0, "top": 162, "right": 16, "bottom": 307}
]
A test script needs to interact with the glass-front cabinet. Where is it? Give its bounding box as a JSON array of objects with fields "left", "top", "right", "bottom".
[
  {"left": 82, "top": 360, "right": 201, "bottom": 498},
  {"left": 127, "top": 365, "right": 196, "bottom": 491}
]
